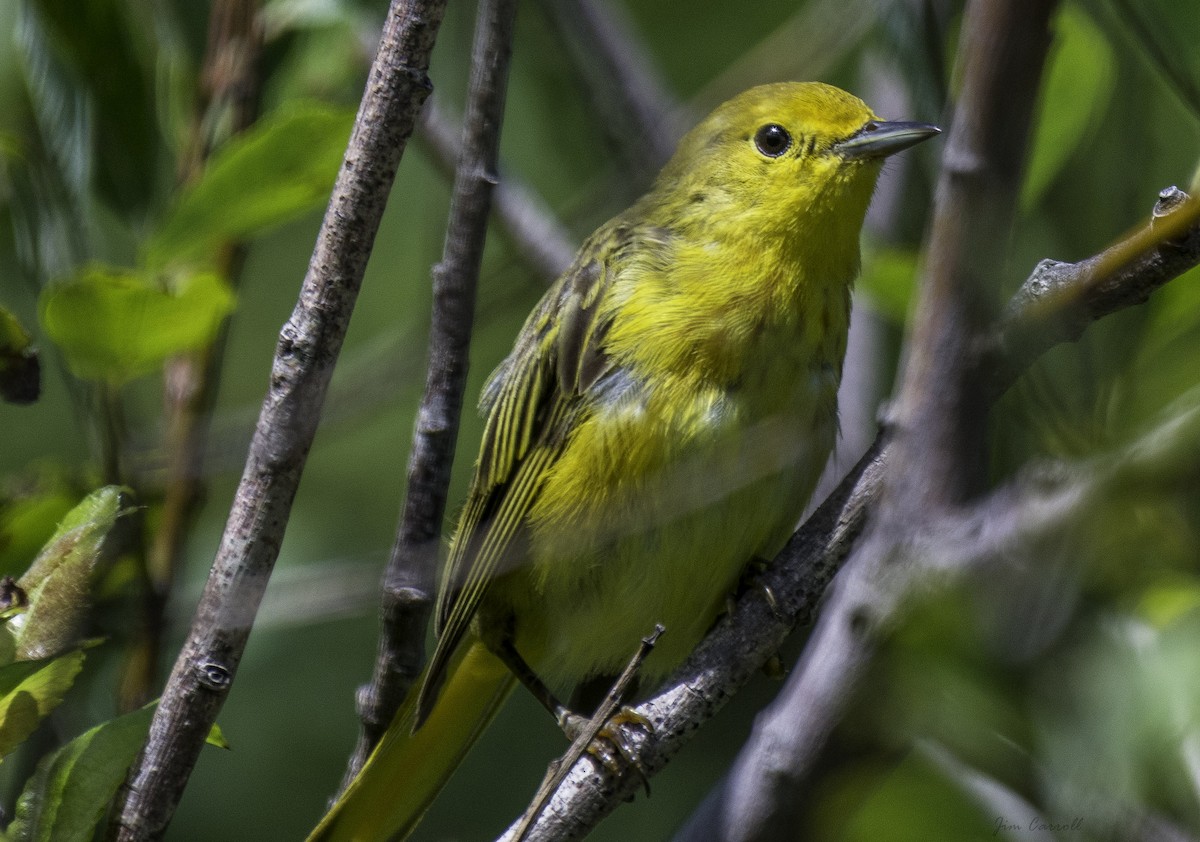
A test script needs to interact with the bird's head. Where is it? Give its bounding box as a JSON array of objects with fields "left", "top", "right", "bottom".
[{"left": 653, "top": 82, "right": 939, "bottom": 247}]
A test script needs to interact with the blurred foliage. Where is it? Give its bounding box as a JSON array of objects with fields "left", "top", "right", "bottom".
[
  {"left": 0, "top": 0, "right": 1197, "bottom": 839},
  {"left": 39, "top": 266, "right": 235, "bottom": 384}
]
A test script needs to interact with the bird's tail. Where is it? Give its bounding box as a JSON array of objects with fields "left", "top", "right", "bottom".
[{"left": 308, "top": 639, "right": 515, "bottom": 842}]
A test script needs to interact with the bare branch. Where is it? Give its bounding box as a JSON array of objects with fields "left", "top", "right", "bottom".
[
  {"left": 344, "top": 0, "right": 520, "bottom": 788},
  {"left": 419, "top": 98, "right": 576, "bottom": 282},
  {"left": 110, "top": 1, "right": 448, "bottom": 837},
  {"left": 887, "top": 0, "right": 1058, "bottom": 507},
  {"left": 983, "top": 188, "right": 1200, "bottom": 399}
]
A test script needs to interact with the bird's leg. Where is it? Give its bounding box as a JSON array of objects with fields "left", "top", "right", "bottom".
[
  {"left": 510, "top": 626, "right": 664, "bottom": 842},
  {"left": 487, "top": 633, "right": 576, "bottom": 728},
  {"left": 570, "top": 625, "right": 661, "bottom": 783},
  {"left": 487, "top": 626, "right": 660, "bottom": 775}
]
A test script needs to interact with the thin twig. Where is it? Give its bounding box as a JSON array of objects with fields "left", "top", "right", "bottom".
[
  {"left": 513, "top": 625, "right": 664, "bottom": 842},
  {"left": 109, "top": 1, "right": 448, "bottom": 837},
  {"left": 342, "top": 0, "right": 520, "bottom": 788},
  {"left": 984, "top": 188, "right": 1200, "bottom": 399}
]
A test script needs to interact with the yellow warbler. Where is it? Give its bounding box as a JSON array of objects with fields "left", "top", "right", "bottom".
[{"left": 311, "top": 81, "right": 938, "bottom": 841}]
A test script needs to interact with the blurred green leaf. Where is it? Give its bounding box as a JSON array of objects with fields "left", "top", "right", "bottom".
[
  {"left": 206, "top": 722, "right": 231, "bottom": 751},
  {"left": 834, "top": 752, "right": 995, "bottom": 842},
  {"left": 10, "top": 487, "right": 125, "bottom": 661},
  {"left": 1021, "top": 5, "right": 1115, "bottom": 210},
  {"left": 144, "top": 102, "right": 354, "bottom": 269},
  {"left": 1139, "top": 264, "right": 1200, "bottom": 347},
  {"left": 38, "top": 266, "right": 235, "bottom": 384},
  {"left": 5, "top": 702, "right": 227, "bottom": 842},
  {"left": 1103, "top": 0, "right": 1200, "bottom": 125},
  {"left": 7, "top": 703, "right": 152, "bottom": 842},
  {"left": 0, "top": 649, "right": 85, "bottom": 760},
  {"left": 0, "top": 305, "right": 40, "bottom": 404},
  {"left": 858, "top": 246, "right": 919, "bottom": 324},
  {"left": 1136, "top": 576, "right": 1200, "bottom": 629},
  {"left": 1033, "top": 614, "right": 1200, "bottom": 828}
]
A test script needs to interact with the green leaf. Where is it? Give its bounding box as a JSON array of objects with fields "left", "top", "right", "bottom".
[
  {"left": 144, "top": 102, "right": 354, "bottom": 269},
  {"left": 206, "top": 722, "right": 231, "bottom": 751},
  {"left": 858, "top": 246, "right": 920, "bottom": 324},
  {"left": 10, "top": 487, "right": 126, "bottom": 661},
  {"left": 0, "top": 306, "right": 40, "bottom": 404},
  {"left": 1021, "top": 5, "right": 1115, "bottom": 210},
  {"left": 7, "top": 704, "right": 152, "bottom": 842},
  {"left": 1137, "top": 577, "right": 1200, "bottom": 629},
  {"left": 6, "top": 702, "right": 227, "bottom": 842},
  {"left": 0, "top": 649, "right": 86, "bottom": 760},
  {"left": 834, "top": 751, "right": 996, "bottom": 842},
  {"left": 38, "top": 266, "right": 235, "bottom": 384}
]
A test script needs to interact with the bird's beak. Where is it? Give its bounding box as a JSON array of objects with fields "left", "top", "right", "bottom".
[{"left": 835, "top": 120, "right": 941, "bottom": 160}]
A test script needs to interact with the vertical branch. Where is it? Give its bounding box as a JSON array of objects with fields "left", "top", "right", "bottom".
[
  {"left": 344, "top": 0, "right": 520, "bottom": 786},
  {"left": 419, "top": 99, "right": 576, "bottom": 282},
  {"left": 123, "top": 0, "right": 264, "bottom": 713},
  {"left": 889, "top": 0, "right": 1057, "bottom": 506},
  {"left": 110, "top": 1, "right": 448, "bottom": 837}
]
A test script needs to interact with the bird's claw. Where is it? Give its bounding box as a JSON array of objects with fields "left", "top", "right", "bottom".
[
  {"left": 563, "top": 707, "right": 654, "bottom": 794},
  {"left": 727, "top": 556, "right": 784, "bottom": 622}
]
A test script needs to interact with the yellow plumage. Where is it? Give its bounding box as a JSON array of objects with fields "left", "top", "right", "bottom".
[{"left": 310, "top": 81, "right": 937, "bottom": 842}]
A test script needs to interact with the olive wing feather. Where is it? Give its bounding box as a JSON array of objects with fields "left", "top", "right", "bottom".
[{"left": 414, "top": 233, "right": 620, "bottom": 724}]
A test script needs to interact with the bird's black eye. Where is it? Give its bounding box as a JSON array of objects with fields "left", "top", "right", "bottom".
[{"left": 754, "top": 124, "right": 791, "bottom": 158}]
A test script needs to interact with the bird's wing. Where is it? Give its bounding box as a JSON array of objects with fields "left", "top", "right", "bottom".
[{"left": 416, "top": 228, "right": 626, "bottom": 722}]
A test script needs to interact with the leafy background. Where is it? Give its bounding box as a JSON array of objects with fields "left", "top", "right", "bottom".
[{"left": 1, "top": 0, "right": 1199, "bottom": 839}]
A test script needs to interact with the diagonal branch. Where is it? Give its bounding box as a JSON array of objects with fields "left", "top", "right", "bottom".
[
  {"left": 983, "top": 187, "right": 1200, "bottom": 399},
  {"left": 342, "top": 0, "right": 521, "bottom": 788},
  {"left": 110, "top": 1, "right": 448, "bottom": 837}
]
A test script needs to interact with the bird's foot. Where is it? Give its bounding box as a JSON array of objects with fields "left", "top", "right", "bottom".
[{"left": 560, "top": 707, "right": 653, "bottom": 792}]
